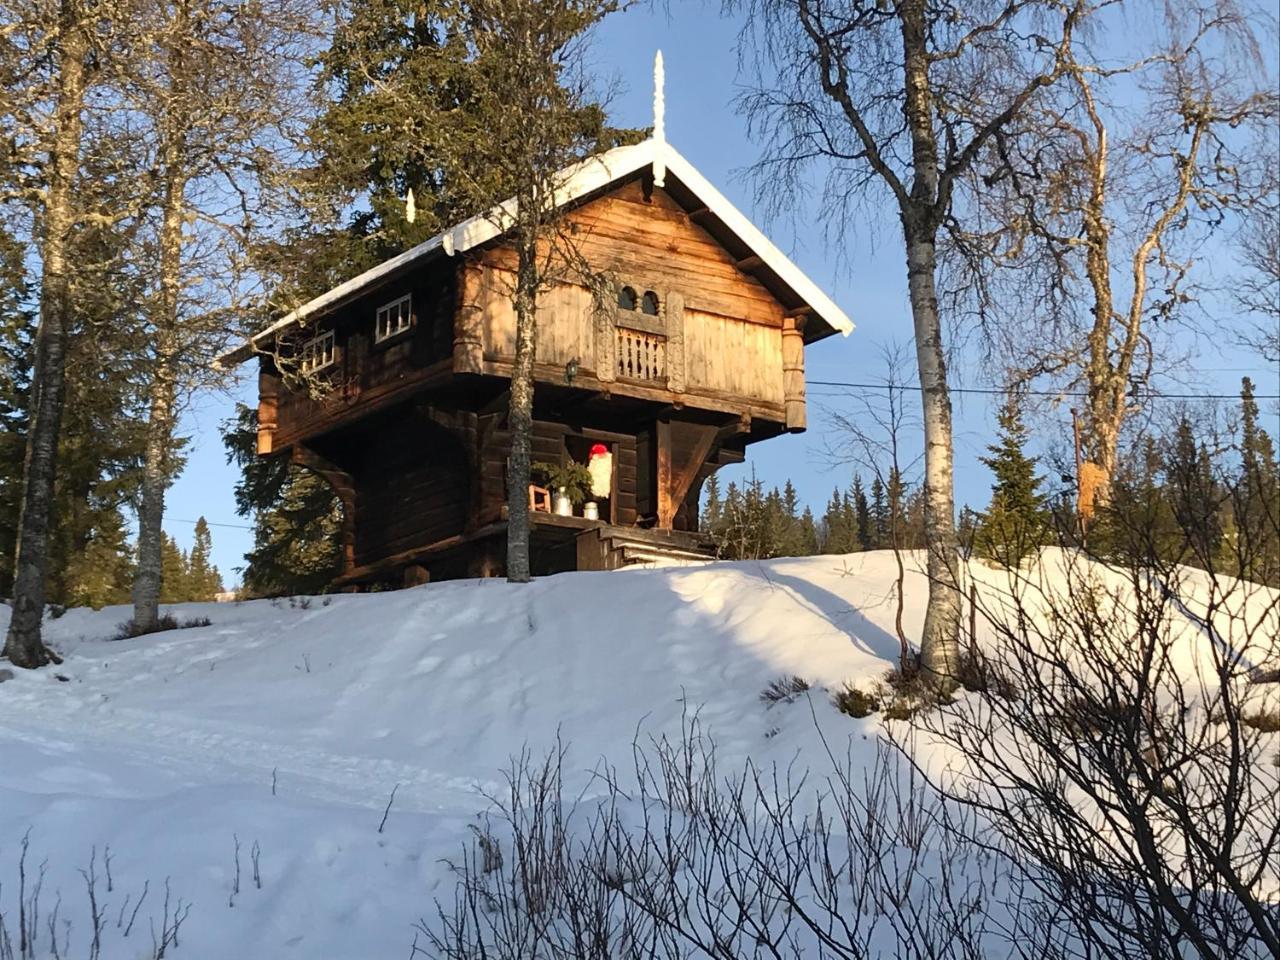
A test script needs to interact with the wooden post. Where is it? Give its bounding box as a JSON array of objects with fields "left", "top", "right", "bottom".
[
  {"left": 782, "top": 315, "right": 806, "bottom": 432},
  {"left": 655, "top": 419, "right": 717, "bottom": 529},
  {"left": 666, "top": 290, "right": 685, "bottom": 393},
  {"left": 453, "top": 262, "right": 484, "bottom": 375},
  {"left": 257, "top": 363, "right": 279, "bottom": 455}
]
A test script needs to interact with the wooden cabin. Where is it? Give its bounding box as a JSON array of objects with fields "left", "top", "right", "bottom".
[{"left": 218, "top": 138, "right": 853, "bottom": 587}]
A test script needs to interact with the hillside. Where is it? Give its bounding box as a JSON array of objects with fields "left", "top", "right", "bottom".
[{"left": 0, "top": 551, "right": 1275, "bottom": 958}]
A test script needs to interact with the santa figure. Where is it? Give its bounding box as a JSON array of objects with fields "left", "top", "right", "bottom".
[{"left": 587, "top": 443, "right": 613, "bottom": 499}]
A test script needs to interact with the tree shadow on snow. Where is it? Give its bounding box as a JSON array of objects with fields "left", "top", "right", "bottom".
[{"left": 735, "top": 562, "right": 904, "bottom": 664}]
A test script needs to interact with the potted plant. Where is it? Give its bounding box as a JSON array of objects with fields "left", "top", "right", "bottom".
[{"left": 531, "top": 460, "right": 593, "bottom": 516}]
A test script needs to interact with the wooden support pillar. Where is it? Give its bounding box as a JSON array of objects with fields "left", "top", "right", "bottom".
[
  {"left": 291, "top": 446, "right": 358, "bottom": 577},
  {"left": 782, "top": 315, "right": 807, "bottom": 433},
  {"left": 666, "top": 290, "right": 685, "bottom": 394},
  {"left": 257, "top": 364, "right": 279, "bottom": 455},
  {"left": 453, "top": 261, "right": 484, "bottom": 375},
  {"left": 656, "top": 419, "right": 718, "bottom": 530}
]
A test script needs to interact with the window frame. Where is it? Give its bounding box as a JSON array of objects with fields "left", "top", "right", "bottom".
[
  {"left": 297, "top": 329, "right": 337, "bottom": 374},
  {"left": 374, "top": 293, "right": 414, "bottom": 344},
  {"left": 614, "top": 282, "right": 667, "bottom": 336}
]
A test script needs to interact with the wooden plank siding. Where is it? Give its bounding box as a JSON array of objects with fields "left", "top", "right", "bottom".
[{"left": 463, "top": 179, "right": 790, "bottom": 418}]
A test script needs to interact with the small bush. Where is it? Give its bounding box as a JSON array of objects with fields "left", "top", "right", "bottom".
[
  {"left": 832, "top": 683, "right": 880, "bottom": 718},
  {"left": 759, "top": 675, "right": 810, "bottom": 706},
  {"left": 878, "top": 666, "right": 954, "bottom": 721},
  {"left": 112, "top": 614, "right": 212, "bottom": 641}
]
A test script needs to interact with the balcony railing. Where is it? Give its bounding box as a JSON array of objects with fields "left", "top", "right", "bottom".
[{"left": 616, "top": 328, "right": 666, "bottom": 383}]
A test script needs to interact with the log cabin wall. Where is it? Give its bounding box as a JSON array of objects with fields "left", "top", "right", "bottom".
[
  {"left": 265, "top": 261, "right": 457, "bottom": 451},
  {"left": 461, "top": 179, "right": 791, "bottom": 424},
  {"left": 349, "top": 415, "right": 470, "bottom": 569}
]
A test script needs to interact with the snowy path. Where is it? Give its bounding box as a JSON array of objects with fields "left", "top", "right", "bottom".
[{"left": 0, "top": 696, "right": 484, "bottom": 813}]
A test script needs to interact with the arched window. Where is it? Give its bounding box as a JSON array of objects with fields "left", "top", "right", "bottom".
[
  {"left": 640, "top": 291, "right": 660, "bottom": 316},
  {"left": 617, "top": 285, "right": 637, "bottom": 311}
]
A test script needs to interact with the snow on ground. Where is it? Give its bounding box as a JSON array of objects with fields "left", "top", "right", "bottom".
[{"left": 0, "top": 550, "right": 1274, "bottom": 957}]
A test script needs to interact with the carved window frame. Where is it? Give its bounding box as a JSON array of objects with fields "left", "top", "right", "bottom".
[{"left": 614, "top": 282, "right": 666, "bottom": 337}]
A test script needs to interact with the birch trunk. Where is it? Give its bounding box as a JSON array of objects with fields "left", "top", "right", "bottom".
[
  {"left": 132, "top": 18, "right": 188, "bottom": 631},
  {"left": 3, "top": 0, "right": 87, "bottom": 668},
  {"left": 505, "top": 234, "right": 538, "bottom": 583},
  {"left": 900, "top": 0, "right": 961, "bottom": 687},
  {"left": 905, "top": 230, "right": 962, "bottom": 684}
]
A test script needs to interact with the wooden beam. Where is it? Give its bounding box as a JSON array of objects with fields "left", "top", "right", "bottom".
[
  {"left": 656, "top": 420, "right": 718, "bottom": 530},
  {"left": 735, "top": 254, "right": 763, "bottom": 272},
  {"left": 291, "top": 445, "right": 358, "bottom": 576}
]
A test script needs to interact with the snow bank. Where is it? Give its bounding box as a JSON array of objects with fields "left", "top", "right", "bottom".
[{"left": 0, "top": 550, "right": 1274, "bottom": 957}]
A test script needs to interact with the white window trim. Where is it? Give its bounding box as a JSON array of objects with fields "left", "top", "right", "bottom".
[
  {"left": 298, "top": 329, "right": 336, "bottom": 374},
  {"left": 375, "top": 293, "right": 414, "bottom": 343}
]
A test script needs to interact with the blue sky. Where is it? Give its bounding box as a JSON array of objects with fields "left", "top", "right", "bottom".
[{"left": 163, "top": 3, "right": 1279, "bottom": 583}]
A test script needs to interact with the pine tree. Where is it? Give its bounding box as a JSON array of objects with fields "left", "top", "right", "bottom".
[
  {"left": 798, "top": 507, "right": 820, "bottom": 555},
  {"left": 975, "top": 392, "right": 1050, "bottom": 567}
]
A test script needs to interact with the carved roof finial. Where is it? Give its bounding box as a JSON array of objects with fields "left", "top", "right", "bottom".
[{"left": 652, "top": 50, "right": 666, "bottom": 189}]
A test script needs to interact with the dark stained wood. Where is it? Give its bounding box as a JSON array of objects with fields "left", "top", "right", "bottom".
[{"left": 656, "top": 420, "right": 718, "bottom": 530}]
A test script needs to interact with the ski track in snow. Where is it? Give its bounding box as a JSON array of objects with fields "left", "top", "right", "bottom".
[{"left": 0, "top": 698, "right": 486, "bottom": 813}]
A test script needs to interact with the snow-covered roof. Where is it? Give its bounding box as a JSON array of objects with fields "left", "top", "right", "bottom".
[{"left": 216, "top": 138, "right": 854, "bottom": 367}]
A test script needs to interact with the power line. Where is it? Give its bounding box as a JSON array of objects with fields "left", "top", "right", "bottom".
[
  {"left": 168, "top": 517, "right": 255, "bottom": 531},
  {"left": 807, "top": 380, "right": 1280, "bottom": 401}
]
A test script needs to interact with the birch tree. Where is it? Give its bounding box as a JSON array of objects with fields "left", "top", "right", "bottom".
[
  {"left": 729, "top": 0, "right": 1080, "bottom": 687},
  {"left": 964, "top": 2, "right": 1277, "bottom": 511},
  {"left": 405, "top": 0, "right": 631, "bottom": 582},
  {"left": 126, "top": 0, "right": 316, "bottom": 632},
  {"left": 0, "top": 0, "right": 136, "bottom": 666}
]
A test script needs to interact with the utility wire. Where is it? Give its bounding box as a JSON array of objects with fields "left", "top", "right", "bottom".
[
  {"left": 807, "top": 379, "right": 1280, "bottom": 401},
  {"left": 168, "top": 517, "right": 255, "bottom": 531}
]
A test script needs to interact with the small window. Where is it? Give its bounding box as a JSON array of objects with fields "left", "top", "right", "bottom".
[
  {"left": 298, "top": 330, "right": 335, "bottom": 374},
  {"left": 375, "top": 293, "right": 413, "bottom": 342},
  {"left": 640, "top": 290, "right": 660, "bottom": 316},
  {"left": 617, "top": 286, "right": 637, "bottom": 311}
]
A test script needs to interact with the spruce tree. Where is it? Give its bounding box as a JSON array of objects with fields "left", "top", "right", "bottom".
[
  {"left": 223, "top": 404, "right": 343, "bottom": 596},
  {"left": 798, "top": 507, "right": 821, "bottom": 555},
  {"left": 159, "top": 534, "right": 190, "bottom": 603},
  {"left": 975, "top": 392, "right": 1050, "bottom": 567},
  {"left": 187, "top": 518, "right": 224, "bottom": 601},
  {"left": 852, "top": 474, "right": 871, "bottom": 550},
  {"left": 870, "top": 476, "right": 889, "bottom": 549},
  {"left": 1236, "top": 377, "right": 1280, "bottom": 585},
  {"left": 702, "top": 474, "right": 723, "bottom": 534},
  {"left": 65, "top": 508, "right": 133, "bottom": 609},
  {"left": 1163, "top": 416, "right": 1221, "bottom": 566}
]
